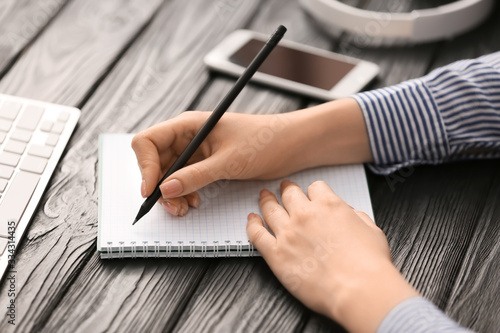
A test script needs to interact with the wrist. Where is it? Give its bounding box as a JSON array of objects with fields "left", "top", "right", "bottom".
[
  {"left": 286, "top": 98, "right": 372, "bottom": 171},
  {"left": 328, "top": 260, "right": 420, "bottom": 333}
]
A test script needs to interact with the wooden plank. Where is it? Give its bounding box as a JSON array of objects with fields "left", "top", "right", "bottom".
[
  {"left": 0, "top": 0, "right": 163, "bottom": 332},
  {"left": 302, "top": 314, "right": 346, "bottom": 333},
  {"left": 445, "top": 171, "right": 500, "bottom": 332},
  {"left": 41, "top": 255, "right": 210, "bottom": 333},
  {"left": 0, "top": 0, "right": 68, "bottom": 76},
  {"left": 174, "top": 258, "right": 307, "bottom": 333},
  {"left": 33, "top": 1, "right": 264, "bottom": 332},
  {"left": 0, "top": 0, "right": 162, "bottom": 105}
]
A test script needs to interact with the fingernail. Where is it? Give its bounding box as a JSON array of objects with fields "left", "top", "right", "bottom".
[
  {"left": 162, "top": 201, "right": 179, "bottom": 215},
  {"left": 160, "top": 179, "right": 183, "bottom": 198},
  {"left": 178, "top": 206, "right": 187, "bottom": 217},
  {"left": 192, "top": 196, "right": 200, "bottom": 208},
  {"left": 247, "top": 213, "right": 256, "bottom": 220},
  {"left": 141, "top": 180, "right": 146, "bottom": 198},
  {"left": 259, "top": 189, "right": 271, "bottom": 199}
]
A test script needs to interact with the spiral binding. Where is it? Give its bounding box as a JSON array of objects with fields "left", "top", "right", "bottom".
[
  {"left": 248, "top": 240, "right": 254, "bottom": 257},
  {"left": 166, "top": 241, "right": 172, "bottom": 258},
  {"left": 213, "top": 241, "right": 219, "bottom": 258},
  {"left": 154, "top": 241, "right": 160, "bottom": 258},
  {"left": 201, "top": 241, "right": 207, "bottom": 258},
  {"left": 106, "top": 242, "right": 112, "bottom": 257},
  {"left": 119, "top": 241, "right": 125, "bottom": 258},
  {"left": 236, "top": 241, "right": 242, "bottom": 257},
  {"left": 131, "top": 241, "right": 136, "bottom": 258},
  {"left": 106, "top": 239, "right": 257, "bottom": 258},
  {"left": 142, "top": 241, "right": 148, "bottom": 258},
  {"left": 224, "top": 240, "right": 231, "bottom": 257},
  {"left": 177, "top": 241, "right": 184, "bottom": 258}
]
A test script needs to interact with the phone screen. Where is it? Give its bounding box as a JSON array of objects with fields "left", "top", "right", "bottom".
[{"left": 229, "top": 38, "right": 355, "bottom": 90}]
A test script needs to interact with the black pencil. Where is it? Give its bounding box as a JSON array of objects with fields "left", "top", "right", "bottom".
[{"left": 133, "top": 25, "right": 287, "bottom": 225}]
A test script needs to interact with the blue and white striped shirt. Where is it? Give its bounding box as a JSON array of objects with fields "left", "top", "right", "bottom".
[
  {"left": 353, "top": 52, "right": 500, "bottom": 332},
  {"left": 353, "top": 51, "right": 500, "bottom": 175},
  {"left": 377, "top": 297, "right": 473, "bottom": 333}
]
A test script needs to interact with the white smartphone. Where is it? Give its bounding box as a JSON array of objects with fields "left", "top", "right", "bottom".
[{"left": 204, "top": 30, "right": 379, "bottom": 100}]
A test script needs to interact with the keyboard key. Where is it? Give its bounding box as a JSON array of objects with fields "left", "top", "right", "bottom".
[
  {"left": 0, "top": 119, "right": 12, "bottom": 131},
  {"left": 4, "top": 140, "right": 27, "bottom": 154},
  {"left": 0, "top": 237, "right": 7, "bottom": 256},
  {"left": 20, "top": 155, "right": 48, "bottom": 174},
  {"left": 58, "top": 111, "right": 70, "bottom": 122},
  {"left": 0, "top": 165, "right": 14, "bottom": 179},
  {"left": 40, "top": 120, "right": 53, "bottom": 132},
  {"left": 29, "top": 145, "right": 53, "bottom": 159},
  {"left": 17, "top": 105, "right": 44, "bottom": 130},
  {"left": 46, "top": 134, "right": 59, "bottom": 146},
  {"left": 0, "top": 132, "right": 5, "bottom": 144},
  {"left": 0, "top": 152, "right": 21, "bottom": 167},
  {"left": 52, "top": 122, "right": 65, "bottom": 134},
  {"left": 10, "top": 128, "right": 32, "bottom": 142},
  {"left": 0, "top": 101, "right": 21, "bottom": 120},
  {"left": 0, "top": 171, "right": 40, "bottom": 237},
  {"left": 0, "top": 179, "right": 7, "bottom": 192}
]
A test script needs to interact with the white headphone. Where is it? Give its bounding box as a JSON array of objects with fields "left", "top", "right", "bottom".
[{"left": 299, "top": 0, "right": 494, "bottom": 45}]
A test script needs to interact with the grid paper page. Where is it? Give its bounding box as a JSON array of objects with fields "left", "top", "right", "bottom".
[{"left": 98, "top": 134, "right": 373, "bottom": 255}]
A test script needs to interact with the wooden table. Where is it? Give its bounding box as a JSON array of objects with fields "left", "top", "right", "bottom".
[{"left": 1, "top": 1, "right": 499, "bottom": 332}]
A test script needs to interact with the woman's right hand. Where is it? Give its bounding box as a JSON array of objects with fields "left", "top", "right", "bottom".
[
  {"left": 131, "top": 98, "right": 371, "bottom": 216},
  {"left": 131, "top": 110, "right": 303, "bottom": 216}
]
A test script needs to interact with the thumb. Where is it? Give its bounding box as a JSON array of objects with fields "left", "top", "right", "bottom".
[
  {"left": 159, "top": 156, "right": 227, "bottom": 198},
  {"left": 131, "top": 133, "right": 163, "bottom": 197}
]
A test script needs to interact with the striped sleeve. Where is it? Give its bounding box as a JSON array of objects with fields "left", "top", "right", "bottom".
[
  {"left": 377, "top": 297, "right": 474, "bottom": 333},
  {"left": 352, "top": 51, "right": 500, "bottom": 175}
]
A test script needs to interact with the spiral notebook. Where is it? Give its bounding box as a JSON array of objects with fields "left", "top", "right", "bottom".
[{"left": 98, "top": 134, "right": 374, "bottom": 258}]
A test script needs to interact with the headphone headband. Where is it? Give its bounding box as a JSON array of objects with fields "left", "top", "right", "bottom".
[{"left": 300, "top": 0, "right": 494, "bottom": 45}]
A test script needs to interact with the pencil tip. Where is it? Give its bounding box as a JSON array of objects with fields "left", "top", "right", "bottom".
[{"left": 133, "top": 206, "right": 147, "bottom": 225}]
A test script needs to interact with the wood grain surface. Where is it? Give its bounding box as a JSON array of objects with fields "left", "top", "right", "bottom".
[
  {"left": 0, "top": 0, "right": 499, "bottom": 332},
  {"left": 0, "top": 0, "right": 69, "bottom": 76}
]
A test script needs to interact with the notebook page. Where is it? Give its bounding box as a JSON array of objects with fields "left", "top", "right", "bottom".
[{"left": 98, "top": 134, "right": 373, "bottom": 253}]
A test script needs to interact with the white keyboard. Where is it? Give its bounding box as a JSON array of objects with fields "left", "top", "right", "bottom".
[{"left": 0, "top": 94, "right": 80, "bottom": 280}]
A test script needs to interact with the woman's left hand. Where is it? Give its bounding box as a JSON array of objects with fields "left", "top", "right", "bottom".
[{"left": 247, "top": 180, "right": 419, "bottom": 333}]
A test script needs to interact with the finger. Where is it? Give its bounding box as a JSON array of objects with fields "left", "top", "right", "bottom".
[
  {"left": 280, "top": 180, "right": 308, "bottom": 209},
  {"left": 160, "top": 156, "right": 226, "bottom": 198},
  {"left": 131, "top": 133, "right": 163, "bottom": 197},
  {"left": 185, "top": 192, "right": 200, "bottom": 208},
  {"left": 246, "top": 213, "right": 276, "bottom": 256},
  {"left": 259, "top": 189, "right": 288, "bottom": 234},
  {"left": 158, "top": 197, "right": 189, "bottom": 217},
  {"left": 306, "top": 180, "right": 338, "bottom": 202}
]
